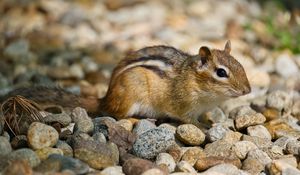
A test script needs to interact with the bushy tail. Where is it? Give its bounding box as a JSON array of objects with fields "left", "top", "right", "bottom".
[{"left": 1, "top": 86, "right": 102, "bottom": 117}]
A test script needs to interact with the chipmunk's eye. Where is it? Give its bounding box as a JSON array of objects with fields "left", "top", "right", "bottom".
[{"left": 216, "top": 68, "right": 228, "bottom": 78}]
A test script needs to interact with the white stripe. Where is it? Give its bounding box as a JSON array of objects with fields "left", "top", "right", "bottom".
[{"left": 116, "top": 60, "right": 172, "bottom": 77}]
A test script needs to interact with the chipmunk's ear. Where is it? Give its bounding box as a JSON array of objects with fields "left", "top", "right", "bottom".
[
  {"left": 199, "top": 46, "right": 211, "bottom": 65},
  {"left": 224, "top": 40, "right": 231, "bottom": 54}
]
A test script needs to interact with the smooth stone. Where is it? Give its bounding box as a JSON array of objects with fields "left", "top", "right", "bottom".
[
  {"left": 202, "top": 107, "right": 227, "bottom": 124},
  {"left": 101, "top": 166, "right": 124, "bottom": 175},
  {"left": 0, "top": 136, "right": 12, "bottom": 156},
  {"left": 9, "top": 148, "right": 40, "bottom": 167},
  {"left": 122, "top": 158, "right": 166, "bottom": 175},
  {"left": 133, "top": 127, "right": 175, "bottom": 159},
  {"left": 43, "top": 112, "right": 72, "bottom": 127},
  {"left": 199, "top": 163, "right": 248, "bottom": 175},
  {"left": 176, "top": 124, "right": 205, "bottom": 146},
  {"left": 194, "top": 156, "right": 241, "bottom": 172},
  {"left": 35, "top": 147, "right": 63, "bottom": 160},
  {"left": 73, "top": 137, "right": 119, "bottom": 169},
  {"left": 204, "top": 139, "right": 237, "bottom": 159},
  {"left": 155, "top": 153, "right": 176, "bottom": 173},
  {"left": 56, "top": 140, "right": 73, "bottom": 157},
  {"left": 92, "top": 132, "right": 107, "bottom": 143},
  {"left": 142, "top": 168, "right": 166, "bottom": 175},
  {"left": 232, "top": 141, "right": 257, "bottom": 159},
  {"left": 286, "top": 139, "right": 300, "bottom": 155},
  {"left": 71, "top": 107, "right": 94, "bottom": 134},
  {"left": 247, "top": 125, "right": 272, "bottom": 140},
  {"left": 267, "top": 159, "right": 300, "bottom": 175},
  {"left": 27, "top": 122, "right": 59, "bottom": 150},
  {"left": 34, "top": 154, "right": 89, "bottom": 174},
  {"left": 133, "top": 119, "right": 156, "bottom": 136}
]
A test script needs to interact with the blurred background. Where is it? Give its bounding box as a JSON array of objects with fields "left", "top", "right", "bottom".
[{"left": 0, "top": 0, "right": 299, "bottom": 98}]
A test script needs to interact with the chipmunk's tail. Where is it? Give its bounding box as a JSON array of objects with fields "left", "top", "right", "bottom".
[{"left": 1, "top": 86, "right": 102, "bottom": 117}]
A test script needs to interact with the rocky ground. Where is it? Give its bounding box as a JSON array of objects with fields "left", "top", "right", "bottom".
[{"left": 0, "top": 0, "right": 300, "bottom": 175}]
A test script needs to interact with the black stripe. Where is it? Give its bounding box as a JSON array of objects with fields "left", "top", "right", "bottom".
[
  {"left": 125, "top": 55, "right": 174, "bottom": 66},
  {"left": 139, "top": 65, "right": 167, "bottom": 78}
]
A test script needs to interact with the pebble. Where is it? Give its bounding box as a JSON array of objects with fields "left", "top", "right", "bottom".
[
  {"left": 181, "top": 147, "right": 205, "bottom": 166},
  {"left": 93, "top": 117, "right": 116, "bottom": 137},
  {"left": 232, "top": 141, "right": 257, "bottom": 159},
  {"left": 194, "top": 156, "right": 241, "bottom": 171},
  {"left": 92, "top": 132, "right": 107, "bottom": 143},
  {"left": 27, "top": 122, "right": 59, "bottom": 150},
  {"left": 122, "top": 158, "right": 166, "bottom": 175},
  {"left": 56, "top": 140, "right": 73, "bottom": 157},
  {"left": 43, "top": 112, "right": 72, "bottom": 127},
  {"left": 202, "top": 107, "right": 227, "bottom": 124},
  {"left": 2, "top": 160, "right": 33, "bottom": 175},
  {"left": 116, "top": 119, "right": 133, "bottom": 131},
  {"left": 247, "top": 125, "right": 272, "bottom": 140},
  {"left": 133, "top": 127, "right": 175, "bottom": 159},
  {"left": 133, "top": 119, "right": 156, "bottom": 136},
  {"left": 292, "top": 100, "right": 300, "bottom": 119},
  {"left": 71, "top": 107, "right": 94, "bottom": 134},
  {"left": 242, "top": 158, "right": 264, "bottom": 174},
  {"left": 101, "top": 166, "right": 124, "bottom": 175},
  {"left": 9, "top": 148, "right": 41, "bottom": 167},
  {"left": 285, "top": 139, "right": 300, "bottom": 155},
  {"left": 264, "top": 119, "right": 296, "bottom": 139},
  {"left": 175, "top": 161, "right": 197, "bottom": 174},
  {"left": 264, "top": 145, "right": 284, "bottom": 159},
  {"left": 266, "top": 90, "right": 292, "bottom": 111},
  {"left": 247, "top": 149, "right": 272, "bottom": 165},
  {"left": 204, "top": 139, "right": 237, "bottom": 158},
  {"left": 73, "top": 137, "right": 119, "bottom": 169},
  {"left": 242, "top": 135, "right": 272, "bottom": 148},
  {"left": 142, "top": 168, "right": 167, "bottom": 175},
  {"left": 0, "top": 136, "right": 12, "bottom": 156},
  {"left": 207, "top": 123, "right": 230, "bottom": 142},
  {"left": 34, "top": 154, "right": 89, "bottom": 174},
  {"left": 159, "top": 123, "right": 177, "bottom": 134},
  {"left": 267, "top": 159, "right": 300, "bottom": 175},
  {"left": 230, "top": 106, "right": 266, "bottom": 130},
  {"left": 275, "top": 53, "right": 299, "bottom": 78},
  {"left": 199, "top": 163, "right": 247, "bottom": 175},
  {"left": 35, "top": 147, "right": 63, "bottom": 160},
  {"left": 155, "top": 153, "right": 176, "bottom": 173},
  {"left": 176, "top": 124, "right": 205, "bottom": 146}
]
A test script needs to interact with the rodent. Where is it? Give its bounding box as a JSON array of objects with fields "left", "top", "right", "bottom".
[{"left": 3, "top": 41, "right": 251, "bottom": 128}]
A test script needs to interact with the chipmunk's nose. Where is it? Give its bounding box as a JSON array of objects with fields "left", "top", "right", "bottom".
[{"left": 242, "top": 86, "right": 251, "bottom": 95}]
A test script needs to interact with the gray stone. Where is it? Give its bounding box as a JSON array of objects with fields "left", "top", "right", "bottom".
[
  {"left": 27, "top": 122, "right": 59, "bottom": 150},
  {"left": 93, "top": 117, "right": 116, "bottom": 137},
  {"left": 204, "top": 107, "right": 227, "bottom": 124},
  {"left": 43, "top": 112, "right": 72, "bottom": 127},
  {"left": 71, "top": 107, "right": 94, "bottom": 134},
  {"left": 242, "top": 135, "right": 272, "bottom": 148},
  {"left": 275, "top": 53, "right": 299, "bottom": 78},
  {"left": 286, "top": 139, "right": 300, "bottom": 155},
  {"left": 266, "top": 90, "right": 292, "bottom": 111},
  {"left": 133, "top": 127, "right": 175, "bottom": 159},
  {"left": 0, "top": 136, "right": 12, "bottom": 156},
  {"left": 9, "top": 148, "right": 40, "bottom": 167},
  {"left": 199, "top": 163, "right": 248, "bottom": 175},
  {"left": 93, "top": 132, "right": 107, "bottom": 143},
  {"left": 133, "top": 119, "right": 156, "bottom": 136},
  {"left": 207, "top": 123, "right": 230, "bottom": 142}
]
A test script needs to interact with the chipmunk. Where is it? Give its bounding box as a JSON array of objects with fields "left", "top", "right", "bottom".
[{"left": 3, "top": 41, "right": 251, "bottom": 128}]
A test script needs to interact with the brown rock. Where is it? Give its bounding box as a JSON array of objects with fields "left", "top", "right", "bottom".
[
  {"left": 264, "top": 119, "right": 297, "bottom": 139},
  {"left": 262, "top": 107, "right": 281, "bottom": 121},
  {"left": 242, "top": 158, "right": 264, "bottom": 174},
  {"left": 194, "top": 156, "right": 241, "bottom": 171},
  {"left": 181, "top": 147, "right": 205, "bottom": 166},
  {"left": 176, "top": 124, "right": 205, "bottom": 146},
  {"left": 122, "top": 158, "right": 167, "bottom": 175}
]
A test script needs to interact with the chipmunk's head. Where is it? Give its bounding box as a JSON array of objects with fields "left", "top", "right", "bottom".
[{"left": 190, "top": 41, "right": 251, "bottom": 99}]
